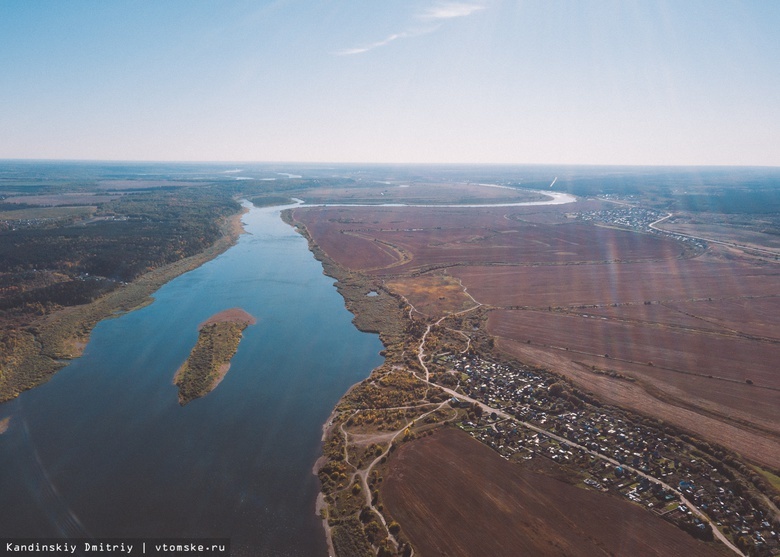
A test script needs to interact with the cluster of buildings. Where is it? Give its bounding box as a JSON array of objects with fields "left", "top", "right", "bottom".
[
  {"left": 577, "top": 205, "right": 665, "bottom": 231},
  {"left": 576, "top": 205, "right": 708, "bottom": 251},
  {"left": 0, "top": 216, "right": 55, "bottom": 230},
  {"left": 439, "top": 353, "right": 779, "bottom": 555}
]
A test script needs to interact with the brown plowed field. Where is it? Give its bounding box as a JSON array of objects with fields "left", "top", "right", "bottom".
[
  {"left": 488, "top": 310, "right": 779, "bottom": 388},
  {"left": 294, "top": 204, "right": 682, "bottom": 275},
  {"left": 365, "top": 223, "right": 680, "bottom": 275},
  {"left": 673, "top": 297, "right": 780, "bottom": 340},
  {"left": 382, "top": 427, "right": 729, "bottom": 557},
  {"left": 449, "top": 260, "right": 780, "bottom": 308},
  {"left": 581, "top": 303, "right": 738, "bottom": 333}
]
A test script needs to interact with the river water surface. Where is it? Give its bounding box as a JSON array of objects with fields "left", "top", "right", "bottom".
[{"left": 0, "top": 203, "right": 384, "bottom": 556}]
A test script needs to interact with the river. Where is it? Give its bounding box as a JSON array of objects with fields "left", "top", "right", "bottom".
[{"left": 0, "top": 202, "right": 384, "bottom": 556}]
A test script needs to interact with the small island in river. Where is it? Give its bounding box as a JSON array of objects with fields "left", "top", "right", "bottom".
[{"left": 174, "top": 308, "right": 257, "bottom": 405}]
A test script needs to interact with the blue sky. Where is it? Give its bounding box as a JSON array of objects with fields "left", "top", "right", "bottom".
[{"left": 1, "top": 1, "right": 778, "bottom": 165}]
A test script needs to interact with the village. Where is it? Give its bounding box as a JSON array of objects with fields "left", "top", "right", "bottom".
[
  {"left": 577, "top": 204, "right": 665, "bottom": 231},
  {"left": 436, "top": 353, "right": 779, "bottom": 556},
  {"left": 576, "top": 204, "right": 707, "bottom": 251}
]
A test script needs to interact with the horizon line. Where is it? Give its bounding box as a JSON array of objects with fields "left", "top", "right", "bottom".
[{"left": 1, "top": 158, "right": 779, "bottom": 170}]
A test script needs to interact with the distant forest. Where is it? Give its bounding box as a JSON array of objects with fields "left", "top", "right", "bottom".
[{"left": 0, "top": 189, "right": 240, "bottom": 322}]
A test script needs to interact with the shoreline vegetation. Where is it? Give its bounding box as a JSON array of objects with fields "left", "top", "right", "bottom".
[
  {"left": 0, "top": 209, "right": 247, "bottom": 403},
  {"left": 174, "top": 308, "right": 256, "bottom": 406},
  {"left": 286, "top": 207, "right": 780, "bottom": 557}
]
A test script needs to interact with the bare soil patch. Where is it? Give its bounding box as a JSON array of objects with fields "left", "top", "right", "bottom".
[
  {"left": 198, "top": 307, "right": 257, "bottom": 329},
  {"left": 382, "top": 427, "right": 729, "bottom": 557},
  {"left": 385, "top": 273, "right": 476, "bottom": 318}
]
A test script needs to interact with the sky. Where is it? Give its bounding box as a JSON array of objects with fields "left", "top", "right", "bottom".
[{"left": 1, "top": 0, "right": 779, "bottom": 166}]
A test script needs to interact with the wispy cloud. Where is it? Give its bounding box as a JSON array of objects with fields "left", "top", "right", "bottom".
[
  {"left": 335, "top": 2, "right": 484, "bottom": 56},
  {"left": 418, "top": 2, "right": 486, "bottom": 20},
  {"left": 336, "top": 28, "right": 436, "bottom": 56}
]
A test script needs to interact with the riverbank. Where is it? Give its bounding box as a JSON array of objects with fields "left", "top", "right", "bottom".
[
  {"left": 286, "top": 209, "right": 419, "bottom": 556},
  {"left": 283, "top": 208, "right": 407, "bottom": 349},
  {"left": 0, "top": 208, "right": 247, "bottom": 403}
]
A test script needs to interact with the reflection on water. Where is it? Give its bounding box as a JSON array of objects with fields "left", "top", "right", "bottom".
[{"left": 0, "top": 203, "right": 383, "bottom": 556}]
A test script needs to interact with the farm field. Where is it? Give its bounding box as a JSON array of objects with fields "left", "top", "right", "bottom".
[
  {"left": 0, "top": 205, "right": 97, "bottom": 220},
  {"left": 672, "top": 297, "right": 780, "bottom": 339},
  {"left": 296, "top": 181, "right": 546, "bottom": 205},
  {"left": 293, "top": 201, "right": 682, "bottom": 276},
  {"left": 3, "top": 193, "right": 123, "bottom": 206},
  {"left": 295, "top": 200, "right": 780, "bottom": 467},
  {"left": 488, "top": 309, "right": 779, "bottom": 390},
  {"left": 449, "top": 259, "right": 780, "bottom": 308},
  {"left": 381, "top": 427, "right": 729, "bottom": 557},
  {"left": 580, "top": 302, "right": 750, "bottom": 334}
]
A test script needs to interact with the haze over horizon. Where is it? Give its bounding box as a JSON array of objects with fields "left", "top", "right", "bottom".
[{"left": 2, "top": 1, "right": 779, "bottom": 167}]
